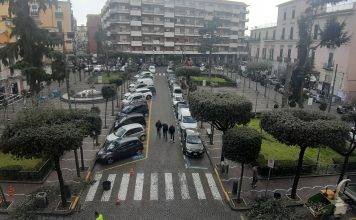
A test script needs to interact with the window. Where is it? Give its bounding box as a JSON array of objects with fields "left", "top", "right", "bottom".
[
  {"left": 279, "top": 48, "right": 284, "bottom": 58},
  {"left": 287, "top": 49, "right": 292, "bottom": 59},
  {"left": 254, "top": 32, "right": 257, "bottom": 39},
  {"left": 327, "top": 53, "right": 334, "bottom": 67},
  {"left": 269, "top": 48, "right": 274, "bottom": 60},
  {"left": 272, "top": 30, "right": 276, "bottom": 40},
  {"left": 281, "top": 28, "right": 285, "bottom": 40},
  {"left": 256, "top": 48, "right": 260, "bottom": 58},
  {"left": 57, "top": 21, "right": 63, "bottom": 32},
  {"left": 262, "top": 48, "right": 267, "bottom": 59},
  {"left": 258, "top": 32, "right": 261, "bottom": 40},
  {"left": 265, "top": 31, "right": 268, "bottom": 39},
  {"left": 292, "top": 9, "right": 295, "bottom": 19},
  {"left": 313, "top": 24, "right": 319, "bottom": 40},
  {"left": 311, "top": 50, "right": 315, "bottom": 65},
  {"left": 290, "top": 27, "right": 294, "bottom": 40},
  {"left": 283, "top": 11, "right": 286, "bottom": 20}
]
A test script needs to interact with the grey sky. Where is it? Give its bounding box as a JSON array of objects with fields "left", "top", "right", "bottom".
[{"left": 72, "top": 0, "right": 290, "bottom": 31}]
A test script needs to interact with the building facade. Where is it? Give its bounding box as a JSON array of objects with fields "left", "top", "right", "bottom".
[
  {"left": 0, "top": 1, "right": 75, "bottom": 99},
  {"left": 249, "top": 0, "right": 356, "bottom": 102},
  {"left": 75, "top": 25, "right": 88, "bottom": 54},
  {"left": 100, "top": 0, "right": 248, "bottom": 64},
  {"left": 87, "top": 14, "right": 101, "bottom": 54}
]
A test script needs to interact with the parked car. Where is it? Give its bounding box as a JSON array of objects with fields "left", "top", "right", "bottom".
[
  {"left": 129, "top": 83, "right": 148, "bottom": 93},
  {"left": 181, "top": 129, "right": 204, "bottom": 158},
  {"left": 114, "top": 113, "right": 146, "bottom": 130},
  {"left": 93, "top": 65, "right": 103, "bottom": 72},
  {"left": 122, "top": 93, "right": 145, "bottom": 105},
  {"left": 180, "top": 114, "right": 198, "bottom": 130},
  {"left": 174, "top": 102, "right": 189, "bottom": 119},
  {"left": 137, "top": 78, "right": 154, "bottom": 87},
  {"left": 172, "top": 94, "right": 184, "bottom": 106},
  {"left": 167, "top": 66, "right": 173, "bottom": 74},
  {"left": 84, "top": 65, "right": 93, "bottom": 72},
  {"left": 146, "top": 85, "right": 157, "bottom": 96},
  {"left": 106, "top": 123, "right": 146, "bottom": 142},
  {"left": 149, "top": 65, "right": 156, "bottom": 73},
  {"left": 133, "top": 88, "right": 153, "bottom": 100},
  {"left": 337, "top": 105, "right": 355, "bottom": 114},
  {"left": 96, "top": 137, "right": 144, "bottom": 164},
  {"left": 118, "top": 102, "right": 149, "bottom": 118},
  {"left": 200, "top": 64, "right": 206, "bottom": 72},
  {"left": 134, "top": 71, "right": 153, "bottom": 79},
  {"left": 172, "top": 85, "right": 183, "bottom": 97}
]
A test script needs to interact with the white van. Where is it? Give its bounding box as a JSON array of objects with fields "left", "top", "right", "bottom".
[{"left": 137, "top": 78, "right": 154, "bottom": 86}]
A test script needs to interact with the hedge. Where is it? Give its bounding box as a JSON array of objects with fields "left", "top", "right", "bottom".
[
  {"left": 190, "top": 74, "right": 236, "bottom": 87},
  {"left": 0, "top": 160, "right": 53, "bottom": 181}
]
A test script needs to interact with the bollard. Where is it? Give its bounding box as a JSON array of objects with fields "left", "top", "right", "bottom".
[{"left": 232, "top": 181, "right": 238, "bottom": 195}]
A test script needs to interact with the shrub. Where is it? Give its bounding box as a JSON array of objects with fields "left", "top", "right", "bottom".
[
  {"left": 319, "top": 102, "right": 327, "bottom": 111},
  {"left": 248, "top": 198, "right": 292, "bottom": 220}
]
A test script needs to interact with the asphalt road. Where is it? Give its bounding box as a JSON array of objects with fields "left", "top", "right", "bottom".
[{"left": 69, "top": 68, "right": 242, "bottom": 220}]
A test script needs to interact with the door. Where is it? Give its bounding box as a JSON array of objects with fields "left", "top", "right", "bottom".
[{"left": 116, "top": 143, "right": 131, "bottom": 160}]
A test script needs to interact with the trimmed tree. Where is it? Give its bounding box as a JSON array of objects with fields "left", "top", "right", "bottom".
[
  {"left": 224, "top": 127, "right": 262, "bottom": 202},
  {"left": 338, "top": 111, "right": 356, "bottom": 183},
  {"left": 101, "top": 86, "right": 116, "bottom": 128},
  {"left": 261, "top": 109, "right": 349, "bottom": 199},
  {"left": 189, "top": 91, "right": 252, "bottom": 161}
]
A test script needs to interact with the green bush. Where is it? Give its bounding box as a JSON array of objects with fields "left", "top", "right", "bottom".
[{"left": 190, "top": 74, "right": 236, "bottom": 87}]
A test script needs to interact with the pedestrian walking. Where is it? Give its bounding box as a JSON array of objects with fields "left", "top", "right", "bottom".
[
  {"left": 155, "top": 120, "right": 162, "bottom": 139},
  {"left": 95, "top": 211, "right": 104, "bottom": 220},
  {"left": 251, "top": 165, "right": 258, "bottom": 189},
  {"left": 162, "top": 123, "right": 168, "bottom": 141},
  {"left": 168, "top": 124, "right": 176, "bottom": 143}
]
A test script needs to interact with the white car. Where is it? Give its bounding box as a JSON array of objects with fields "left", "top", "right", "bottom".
[
  {"left": 75, "top": 89, "right": 101, "bottom": 98},
  {"left": 167, "top": 66, "right": 173, "bottom": 74},
  {"left": 172, "top": 94, "right": 184, "bottom": 106},
  {"left": 200, "top": 64, "right": 205, "bottom": 72},
  {"left": 179, "top": 110, "right": 198, "bottom": 130},
  {"left": 148, "top": 65, "right": 156, "bottom": 73},
  {"left": 125, "top": 88, "right": 152, "bottom": 100},
  {"left": 172, "top": 86, "right": 183, "bottom": 97},
  {"left": 129, "top": 83, "right": 149, "bottom": 93},
  {"left": 93, "top": 65, "right": 103, "bottom": 72},
  {"left": 134, "top": 71, "right": 152, "bottom": 79},
  {"left": 122, "top": 93, "right": 144, "bottom": 105},
  {"left": 106, "top": 123, "right": 146, "bottom": 142}
]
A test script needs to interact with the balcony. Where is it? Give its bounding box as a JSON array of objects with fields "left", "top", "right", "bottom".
[
  {"left": 230, "top": 35, "right": 239, "bottom": 40},
  {"left": 164, "top": 32, "right": 174, "bottom": 38},
  {"left": 323, "top": 63, "right": 334, "bottom": 71},
  {"left": 130, "top": 0, "right": 141, "bottom": 6},
  {"left": 131, "top": 31, "right": 142, "bottom": 37},
  {"left": 130, "top": 9, "right": 141, "bottom": 16},
  {"left": 130, "top": 20, "right": 142, "bottom": 26},
  {"left": 164, "top": 41, "right": 174, "bottom": 47},
  {"left": 164, "top": 12, "right": 174, "bottom": 18},
  {"left": 112, "top": 8, "right": 130, "bottom": 13},
  {"left": 229, "top": 43, "right": 238, "bottom": 47},
  {"left": 131, "top": 41, "right": 142, "bottom": 47},
  {"left": 164, "top": 22, "right": 174, "bottom": 28}
]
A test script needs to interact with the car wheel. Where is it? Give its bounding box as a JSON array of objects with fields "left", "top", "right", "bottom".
[
  {"left": 146, "top": 95, "right": 152, "bottom": 100},
  {"left": 107, "top": 157, "right": 114, "bottom": 165},
  {"left": 140, "top": 135, "right": 146, "bottom": 142}
]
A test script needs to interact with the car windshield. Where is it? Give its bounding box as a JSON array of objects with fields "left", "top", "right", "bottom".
[
  {"left": 187, "top": 135, "right": 201, "bottom": 144},
  {"left": 174, "top": 89, "right": 182, "bottom": 94},
  {"left": 183, "top": 116, "right": 196, "bottom": 123},
  {"left": 106, "top": 141, "right": 118, "bottom": 151},
  {"left": 114, "top": 128, "right": 126, "bottom": 137},
  {"left": 122, "top": 105, "right": 133, "bottom": 113}
]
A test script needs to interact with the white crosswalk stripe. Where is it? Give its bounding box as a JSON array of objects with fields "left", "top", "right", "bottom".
[
  {"left": 205, "top": 173, "right": 222, "bottom": 200},
  {"left": 150, "top": 173, "right": 158, "bottom": 200},
  {"left": 134, "top": 173, "right": 144, "bottom": 200},
  {"left": 85, "top": 173, "right": 102, "bottom": 202},
  {"left": 192, "top": 173, "right": 206, "bottom": 200},
  {"left": 178, "top": 173, "right": 190, "bottom": 200},
  {"left": 165, "top": 173, "right": 174, "bottom": 200},
  {"left": 118, "top": 173, "right": 130, "bottom": 201},
  {"left": 84, "top": 172, "right": 221, "bottom": 203},
  {"left": 101, "top": 174, "right": 116, "bottom": 202}
]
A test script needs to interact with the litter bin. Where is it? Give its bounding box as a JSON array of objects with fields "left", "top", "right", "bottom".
[
  {"left": 35, "top": 192, "right": 48, "bottom": 209},
  {"left": 232, "top": 181, "right": 238, "bottom": 195},
  {"left": 103, "top": 180, "right": 111, "bottom": 191},
  {"left": 64, "top": 185, "right": 71, "bottom": 199},
  {"left": 274, "top": 192, "right": 281, "bottom": 199}
]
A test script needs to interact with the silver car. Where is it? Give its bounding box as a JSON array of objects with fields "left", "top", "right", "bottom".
[
  {"left": 181, "top": 129, "right": 204, "bottom": 158},
  {"left": 106, "top": 123, "right": 146, "bottom": 142}
]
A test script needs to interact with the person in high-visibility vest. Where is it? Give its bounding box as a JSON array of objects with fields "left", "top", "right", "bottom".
[{"left": 95, "top": 211, "right": 104, "bottom": 220}]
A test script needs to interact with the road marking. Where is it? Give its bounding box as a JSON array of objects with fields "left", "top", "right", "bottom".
[
  {"left": 134, "top": 173, "right": 144, "bottom": 201},
  {"left": 150, "top": 173, "right": 158, "bottom": 200},
  {"left": 101, "top": 174, "right": 116, "bottom": 201},
  {"left": 85, "top": 173, "right": 102, "bottom": 202},
  {"left": 178, "top": 173, "right": 190, "bottom": 200},
  {"left": 165, "top": 173, "right": 174, "bottom": 200},
  {"left": 205, "top": 173, "right": 222, "bottom": 200},
  {"left": 192, "top": 173, "right": 206, "bottom": 200},
  {"left": 118, "top": 173, "right": 130, "bottom": 201}
]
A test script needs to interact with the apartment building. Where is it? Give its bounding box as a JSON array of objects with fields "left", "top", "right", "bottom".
[
  {"left": 76, "top": 25, "right": 88, "bottom": 54},
  {"left": 100, "top": 0, "right": 248, "bottom": 64},
  {"left": 87, "top": 14, "right": 101, "bottom": 54},
  {"left": 249, "top": 0, "right": 356, "bottom": 102},
  {"left": 0, "top": 1, "right": 75, "bottom": 98}
]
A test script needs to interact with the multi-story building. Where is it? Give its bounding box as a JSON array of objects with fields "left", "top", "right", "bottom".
[
  {"left": 75, "top": 25, "right": 88, "bottom": 54},
  {"left": 100, "top": 0, "right": 248, "bottom": 64},
  {"left": 249, "top": 0, "right": 356, "bottom": 102},
  {"left": 0, "top": 1, "right": 75, "bottom": 98},
  {"left": 87, "top": 14, "right": 101, "bottom": 54}
]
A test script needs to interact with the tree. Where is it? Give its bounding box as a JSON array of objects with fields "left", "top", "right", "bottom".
[
  {"left": 261, "top": 109, "right": 348, "bottom": 199},
  {"left": 101, "top": 86, "right": 116, "bottom": 128},
  {"left": 246, "top": 62, "right": 272, "bottom": 82},
  {"left": 290, "top": 0, "right": 349, "bottom": 107},
  {"left": 0, "top": 0, "right": 60, "bottom": 103},
  {"left": 224, "top": 127, "right": 262, "bottom": 202},
  {"left": 189, "top": 92, "right": 253, "bottom": 161},
  {"left": 175, "top": 66, "right": 201, "bottom": 94},
  {"left": 338, "top": 112, "right": 356, "bottom": 183},
  {"left": 110, "top": 78, "right": 123, "bottom": 108}
]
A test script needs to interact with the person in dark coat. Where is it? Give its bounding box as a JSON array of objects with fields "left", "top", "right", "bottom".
[
  {"left": 162, "top": 123, "right": 169, "bottom": 141},
  {"left": 168, "top": 124, "right": 176, "bottom": 143},
  {"left": 155, "top": 120, "right": 162, "bottom": 139}
]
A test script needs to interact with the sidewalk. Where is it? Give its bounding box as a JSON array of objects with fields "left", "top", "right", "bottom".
[{"left": 198, "top": 123, "right": 339, "bottom": 205}]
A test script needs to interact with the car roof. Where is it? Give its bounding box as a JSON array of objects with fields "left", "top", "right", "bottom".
[
  {"left": 130, "top": 101, "right": 148, "bottom": 107},
  {"left": 119, "top": 137, "right": 140, "bottom": 144},
  {"left": 121, "top": 123, "right": 144, "bottom": 130},
  {"left": 173, "top": 85, "right": 181, "bottom": 89},
  {"left": 186, "top": 129, "right": 199, "bottom": 136},
  {"left": 124, "top": 113, "right": 144, "bottom": 119},
  {"left": 180, "top": 108, "right": 191, "bottom": 115},
  {"left": 136, "top": 88, "right": 150, "bottom": 92}
]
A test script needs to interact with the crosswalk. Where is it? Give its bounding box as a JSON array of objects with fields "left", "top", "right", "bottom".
[{"left": 85, "top": 172, "right": 222, "bottom": 203}]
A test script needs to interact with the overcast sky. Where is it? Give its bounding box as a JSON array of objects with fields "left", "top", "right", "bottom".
[{"left": 72, "top": 0, "right": 290, "bottom": 32}]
